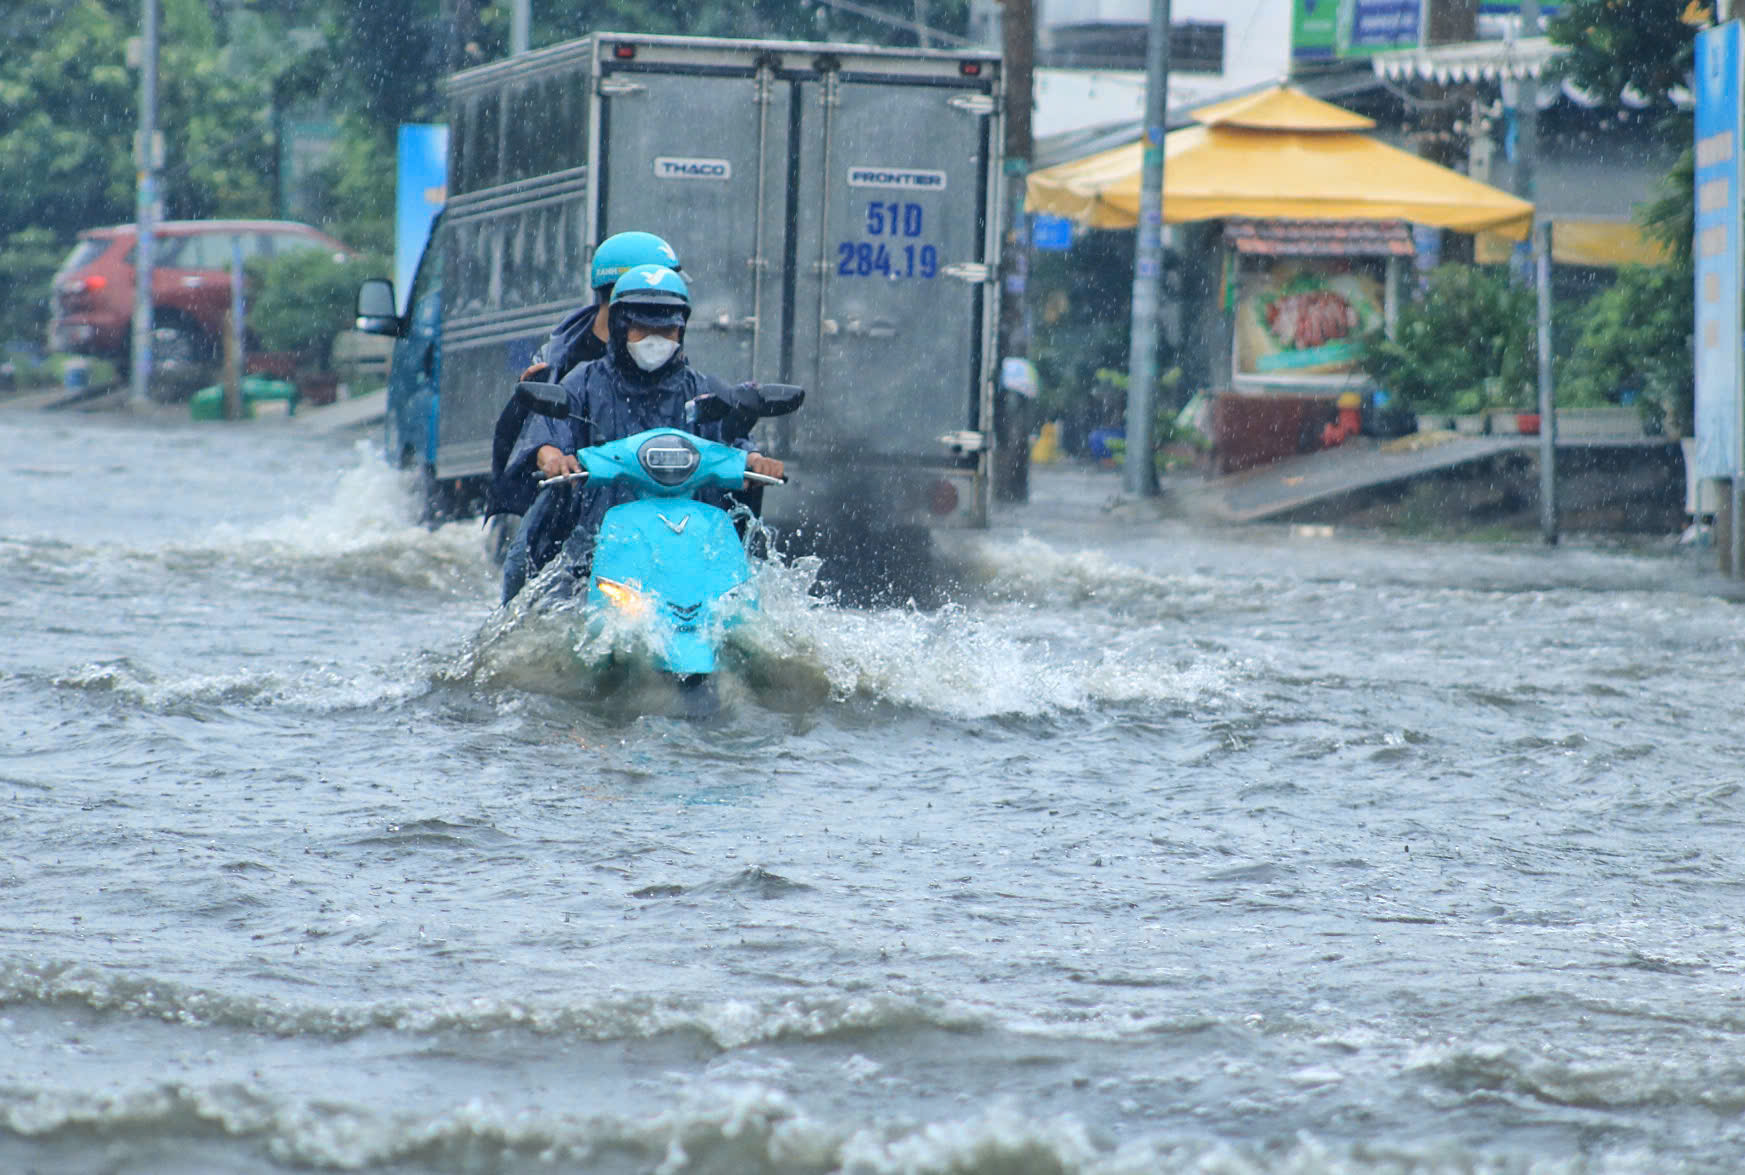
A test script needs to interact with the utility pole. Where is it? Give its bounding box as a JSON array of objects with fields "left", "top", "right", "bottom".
[
  {"left": 224, "top": 236, "right": 245, "bottom": 421},
  {"left": 993, "top": 0, "right": 1034, "bottom": 502},
  {"left": 511, "top": 0, "right": 530, "bottom": 55},
  {"left": 1517, "top": 0, "right": 1557, "bottom": 543},
  {"left": 130, "top": 0, "right": 159, "bottom": 406},
  {"left": 1123, "top": 0, "right": 1170, "bottom": 498}
]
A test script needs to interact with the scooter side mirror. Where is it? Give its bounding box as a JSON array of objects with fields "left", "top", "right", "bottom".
[
  {"left": 514, "top": 381, "right": 569, "bottom": 419},
  {"left": 690, "top": 394, "right": 734, "bottom": 425},
  {"left": 753, "top": 383, "right": 804, "bottom": 418},
  {"left": 693, "top": 382, "right": 806, "bottom": 424}
]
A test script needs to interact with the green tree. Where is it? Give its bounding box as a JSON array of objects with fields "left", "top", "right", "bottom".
[
  {"left": 0, "top": 0, "right": 289, "bottom": 340},
  {"left": 1559, "top": 263, "right": 1693, "bottom": 432},
  {"left": 1544, "top": 0, "right": 1700, "bottom": 434},
  {"left": 1362, "top": 265, "right": 1537, "bottom": 414},
  {"left": 1029, "top": 230, "right": 1146, "bottom": 447},
  {"left": 1547, "top": 0, "right": 1699, "bottom": 112},
  {"left": 247, "top": 246, "right": 386, "bottom": 366},
  {"left": 0, "top": 0, "right": 977, "bottom": 346}
]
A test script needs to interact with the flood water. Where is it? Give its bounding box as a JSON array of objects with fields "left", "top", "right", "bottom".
[{"left": 4, "top": 405, "right": 1745, "bottom": 1174}]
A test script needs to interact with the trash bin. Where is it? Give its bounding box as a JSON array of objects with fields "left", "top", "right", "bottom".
[{"left": 189, "top": 377, "right": 299, "bottom": 421}]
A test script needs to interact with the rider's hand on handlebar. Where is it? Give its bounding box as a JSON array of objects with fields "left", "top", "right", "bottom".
[
  {"left": 520, "top": 360, "right": 551, "bottom": 381},
  {"left": 536, "top": 445, "right": 580, "bottom": 478},
  {"left": 745, "top": 453, "right": 783, "bottom": 487}
]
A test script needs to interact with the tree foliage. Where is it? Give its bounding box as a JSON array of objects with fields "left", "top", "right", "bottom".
[
  {"left": 1362, "top": 266, "right": 1537, "bottom": 414},
  {"left": 1546, "top": 0, "right": 1700, "bottom": 111},
  {"left": 1539, "top": 0, "right": 1701, "bottom": 434},
  {"left": 0, "top": 0, "right": 972, "bottom": 346},
  {"left": 1559, "top": 263, "right": 1693, "bottom": 432},
  {"left": 246, "top": 246, "right": 385, "bottom": 363}
]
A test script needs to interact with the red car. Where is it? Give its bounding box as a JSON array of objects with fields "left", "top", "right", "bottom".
[{"left": 49, "top": 219, "right": 349, "bottom": 373}]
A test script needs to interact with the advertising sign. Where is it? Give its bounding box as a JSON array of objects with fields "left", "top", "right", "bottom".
[
  {"left": 395, "top": 124, "right": 449, "bottom": 316},
  {"left": 1291, "top": 0, "right": 1419, "bottom": 62},
  {"left": 1695, "top": 22, "right": 1743, "bottom": 478},
  {"left": 1233, "top": 260, "right": 1385, "bottom": 381},
  {"left": 1291, "top": 1, "right": 1558, "bottom": 64}
]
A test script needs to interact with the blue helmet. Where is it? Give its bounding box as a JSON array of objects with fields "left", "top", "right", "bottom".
[
  {"left": 609, "top": 264, "right": 691, "bottom": 327},
  {"left": 590, "top": 232, "right": 681, "bottom": 292}
]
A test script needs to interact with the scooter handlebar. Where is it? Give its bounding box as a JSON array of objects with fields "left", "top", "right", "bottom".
[
  {"left": 536, "top": 470, "right": 591, "bottom": 489},
  {"left": 742, "top": 471, "right": 787, "bottom": 486}
]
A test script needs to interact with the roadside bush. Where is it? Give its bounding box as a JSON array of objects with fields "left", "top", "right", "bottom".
[
  {"left": 246, "top": 247, "right": 381, "bottom": 370},
  {"left": 0, "top": 228, "right": 64, "bottom": 347},
  {"left": 1362, "top": 264, "right": 1535, "bottom": 415},
  {"left": 1558, "top": 262, "right": 1692, "bottom": 434}
]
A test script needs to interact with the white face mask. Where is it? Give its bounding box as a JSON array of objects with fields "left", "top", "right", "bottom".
[{"left": 627, "top": 334, "right": 679, "bottom": 372}]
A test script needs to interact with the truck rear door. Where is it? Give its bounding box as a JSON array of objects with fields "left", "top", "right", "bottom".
[
  {"left": 594, "top": 56, "right": 789, "bottom": 386},
  {"left": 788, "top": 69, "right": 994, "bottom": 459}
]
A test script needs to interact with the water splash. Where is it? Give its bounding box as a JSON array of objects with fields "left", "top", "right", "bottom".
[{"left": 450, "top": 538, "right": 1242, "bottom": 720}]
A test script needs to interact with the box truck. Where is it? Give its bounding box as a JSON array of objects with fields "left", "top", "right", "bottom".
[{"left": 358, "top": 32, "right": 1005, "bottom": 547}]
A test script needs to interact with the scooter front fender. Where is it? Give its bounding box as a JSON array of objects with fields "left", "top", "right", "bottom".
[{"left": 587, "top": 499, "right": 754, "bottom": 676}]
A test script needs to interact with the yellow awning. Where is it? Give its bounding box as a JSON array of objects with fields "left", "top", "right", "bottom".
[
  {"left": 1474, "top": 218, "right": 1669, "bottom": 267},
  {"left": 1028, "top": 85, "right": 1535, "bottom": 240},
  {"left": 1191, "top": 87, "right": 1377, "bottom": 131}
]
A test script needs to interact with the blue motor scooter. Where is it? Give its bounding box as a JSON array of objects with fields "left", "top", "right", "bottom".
[{"left": 514, "top": 380, "right": 802, "bottom": 692}]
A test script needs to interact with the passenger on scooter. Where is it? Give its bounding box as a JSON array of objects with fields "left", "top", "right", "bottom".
[
  {"left": 518, "top": 231, "right": 681, "bottom": 383},
  {"left": 498, "top": 264, "right": 784, "bottom": 604}
]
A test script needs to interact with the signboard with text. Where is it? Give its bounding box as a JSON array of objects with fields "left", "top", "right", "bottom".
[
  {"left": 1695, "top": 22, "right": 1743, "bottom": 478},
  {"left": 1291, "top": 1, "right": 1558, "bottom": 65}
]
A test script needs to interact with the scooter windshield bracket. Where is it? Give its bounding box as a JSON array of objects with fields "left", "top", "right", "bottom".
[{"left": 638, "top": 434, "right": 701, "bottom": 486}]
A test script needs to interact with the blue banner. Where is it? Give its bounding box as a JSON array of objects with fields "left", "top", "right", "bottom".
[
  {"left": 1349, "top": 1, "right": 1418, "bottom": 51},
  {"left": 395, "top": 124, "right": 449, "bottom": 316},
  {"left": 1031, "top": 214, "right": 1073, "bottom": 252},
  {"left": 1695, "top": 23, "right": 1743, "bottom": 478}
]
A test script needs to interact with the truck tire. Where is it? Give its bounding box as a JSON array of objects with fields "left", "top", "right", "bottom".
[
  {"left": 417, "top": 467, "right": 487, "bottom": 527},
  {"left": 782, "top": 523, "right": 942, "bottom": 610}
]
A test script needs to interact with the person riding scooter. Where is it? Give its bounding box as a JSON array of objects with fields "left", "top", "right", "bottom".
[
  {"left": 497, "top": 264, "right": 784, "bottom": 604},
  {"left": 488, "top": 232, "right": 684, "bottom": 524},
  {"left": 520, "top": 231, "right": 681, "bottom": 383}
]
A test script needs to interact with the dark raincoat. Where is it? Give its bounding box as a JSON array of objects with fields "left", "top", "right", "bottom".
[
  {"left": 498, "top": 344, "right": 753, "bottom": 604},
  {"left": 532, "top": 303, "right": 607, "bottom": 383}
]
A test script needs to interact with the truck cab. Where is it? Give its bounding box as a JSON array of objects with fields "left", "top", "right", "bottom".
[{"left": 358, "top": 212, "right": 478, "bottom": 521}]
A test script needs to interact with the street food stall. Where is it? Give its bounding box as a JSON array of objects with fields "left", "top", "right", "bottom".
[{"left": 1027, "top": 86, "right": 1534, "bottom": 469}]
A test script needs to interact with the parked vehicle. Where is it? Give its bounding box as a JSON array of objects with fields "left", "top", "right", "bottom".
[
  {"left": 355, "top": 32, "right": 1004, "bottom": 540},
  {"left": 49, "top": 219, "right": 350, "bottom": 387}
]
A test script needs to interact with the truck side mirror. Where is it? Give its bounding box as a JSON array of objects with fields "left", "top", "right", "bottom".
[
  {"left": 354, "top": 278, "right": 402, "bottom": 336},
  {"left": 514, "top": 381, "right": 569, "bottom": 419}
]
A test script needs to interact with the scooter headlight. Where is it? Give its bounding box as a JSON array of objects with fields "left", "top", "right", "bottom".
[
  {"left": 595, "top": 576, "right": 650, "bottom": 619},
  {"left": 638, "top": 434, "right": 700, "bottom": 486}
]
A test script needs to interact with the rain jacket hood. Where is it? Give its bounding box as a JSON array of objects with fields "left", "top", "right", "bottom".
[{"left": 531, "top": 302, "right": 607, "bottom": 383}]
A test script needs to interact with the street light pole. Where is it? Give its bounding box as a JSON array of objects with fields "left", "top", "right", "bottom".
[
  {"left": 1124, "top": 0, "right": 1170, "bottom": 498},
  {"left": 130, "top": 0, "right": 159, "bottom": 406},
  {"left": 511, "top": 0, "right": 530, "bottom": 55}
]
